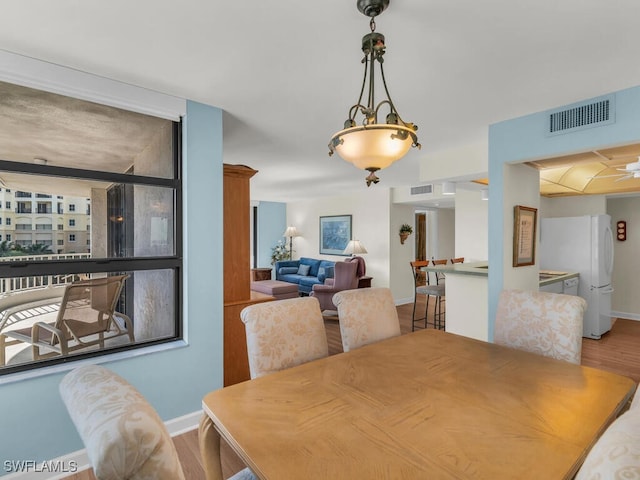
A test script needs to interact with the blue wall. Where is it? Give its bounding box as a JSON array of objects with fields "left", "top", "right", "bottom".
[
  {"left": 256, "top": 201, "right": 286, "bottom": 268},
  {"left": 0, "top": 100, "right": 225, "bottom": 471},
  {"left": 488, "top": 86, "right": 640, "bottom": 337}
]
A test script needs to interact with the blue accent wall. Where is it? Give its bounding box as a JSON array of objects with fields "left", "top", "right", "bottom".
[
  {"left": 0, "top": 100, "right": 225, "bottom": 471},
  {"left": 256, "top": 201, "right": 286, "bottom": 268},
  {"left": 488, "top": 85, "right": 640, "bottom": 338}
]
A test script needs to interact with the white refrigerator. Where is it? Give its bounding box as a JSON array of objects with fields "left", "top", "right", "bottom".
[{"left": 539, "top": 214, "right": 615, "bottom": 339}]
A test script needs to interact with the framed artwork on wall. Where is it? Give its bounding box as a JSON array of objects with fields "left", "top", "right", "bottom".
[
  {"left": 319, "top": 215, "right": 352, "bottom": 255},
  {"left": 513, "top": 205, "right": 537, "bottom": 267}
]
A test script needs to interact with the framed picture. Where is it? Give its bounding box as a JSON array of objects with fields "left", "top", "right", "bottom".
[
  {"left": 513, "top": 205, "right": 537, "bottom": 267},
  {"left": 319, "top": 215, "right": 352, "bottom": 256}
]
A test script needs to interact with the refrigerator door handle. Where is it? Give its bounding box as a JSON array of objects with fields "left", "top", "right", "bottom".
[
  {"left": 599, "top": 286, "right": 615, "bottom": 294},
  {"left": 604, "top": 223, "right": 615, "bottom": 277}
]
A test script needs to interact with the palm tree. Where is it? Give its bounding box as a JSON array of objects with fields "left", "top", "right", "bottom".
[
  {"left": 0, "top": 240, "right": 15, "bottom": 257},
  {"left": 14, "top": 243, "right": 53, "bottom": 255}
]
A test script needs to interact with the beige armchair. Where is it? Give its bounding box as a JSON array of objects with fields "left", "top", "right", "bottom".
[
  {"left": 333, "top": 287, "right": 401, "bottom": 352},
  {"left": 494, "top": 289, "right": 587, "bottom": 364}
]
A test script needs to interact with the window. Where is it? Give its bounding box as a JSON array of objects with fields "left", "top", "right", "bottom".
[
  {"left": 5, "top": 202, "right": 10, "bottom": 209},
  {"left": 0, "top": 81, "right": 182, "bottom": 376},
  {"left": 5, "top": 218, "right": 11, "bottom": 226},
  {"left": 5, "top": 234, "right": 10, "bottom": 241}
]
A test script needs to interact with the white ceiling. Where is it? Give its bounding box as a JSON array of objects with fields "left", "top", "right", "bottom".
[{"left": 1, "top": 1, "right": 640, "bottom": 204}]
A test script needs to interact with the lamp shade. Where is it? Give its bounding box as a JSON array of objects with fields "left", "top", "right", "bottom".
[
  {"left": 343, "top": 239, "right": 368, "bottom": 255},
  {"left": 283, "top": 226, "right": 301, "bottom": 238},
  {"left": 331, "top": 125, "right": 418, "bottom": 171}
]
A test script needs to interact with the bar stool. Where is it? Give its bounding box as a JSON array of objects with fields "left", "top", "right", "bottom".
[
  {"left": 429, "top": 259, "right": 447, "bottom": 330},
  {"left": 451, "top": 257, "right": 464, "bottom": 264},
  {"left": 410, "top": 260, "right": 446, "bottom": 331}
]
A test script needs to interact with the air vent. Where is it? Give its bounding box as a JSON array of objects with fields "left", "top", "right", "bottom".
[
  {"left": 548, "top": 95, "right": 614, "bottom": 135},
  {"left": 411, "top": 185, "right": 433, "bottom": 195}
]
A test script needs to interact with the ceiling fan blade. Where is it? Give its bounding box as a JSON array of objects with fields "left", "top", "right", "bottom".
[
  {"left": 614, "top": 174, "right": 633, "bottom": 182},
  {"left": 587, "top": 174, "right": 626, "bottom": 179}
]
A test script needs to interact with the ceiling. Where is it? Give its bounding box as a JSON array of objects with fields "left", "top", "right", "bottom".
[{"left": 1, "top": 1, "right": 640, "bottom": 204}]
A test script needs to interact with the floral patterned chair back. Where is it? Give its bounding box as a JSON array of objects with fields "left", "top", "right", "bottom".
[
  {"left": 494, "top": 289, "right": 587, "bottom": 365},
  {"left": 333, "top": 287, "right": 401, "bottom": 352},
  {"left": 59, "top": 365, "right": 186, "bottom": 480},
  {"left": 241, "top": 296, "right": 329, "bottom": 378}
]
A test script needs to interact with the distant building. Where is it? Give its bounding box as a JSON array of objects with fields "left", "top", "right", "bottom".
[{"left": 0, "top": 188, "right": 91, "bottom": 254}]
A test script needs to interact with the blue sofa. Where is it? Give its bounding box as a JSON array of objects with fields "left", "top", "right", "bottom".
[{"left": 275, "top": 257, "right": 335, "bottom": 295}]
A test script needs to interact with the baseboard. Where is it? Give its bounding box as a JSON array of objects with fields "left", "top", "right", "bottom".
[
  {"left": 2, "top": 410, "right": 202, "bottom": 479},
  {"left": 395, "top": 297, "right": 414, "bottom": 306},
  {"left": 612, "top": 311, "right": 640, "bottom": 322}
]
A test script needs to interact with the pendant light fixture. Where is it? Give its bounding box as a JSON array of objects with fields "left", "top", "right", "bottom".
[{"left": 328, "top": 0, "right": 420, "bottom": 187}]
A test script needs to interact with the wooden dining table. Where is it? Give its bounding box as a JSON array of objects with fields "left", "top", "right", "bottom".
[{"left": 200, "top": 329, "right": 636, "bottom": 480}]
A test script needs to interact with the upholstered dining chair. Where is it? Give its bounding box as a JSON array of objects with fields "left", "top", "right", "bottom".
[
  {"left": 310, "top": 260, "right": 358, "bottom": 313},
  {"left": 240, "top": 296, "right": 329, "bottom": 379},
  {"left": 494, "top": 289, "right": 587, "bottom": 365},
  {"left": 59, "top": 364, "right": 187, "bottom": 480},
  {"left": 574, "top": 402, "right": 640, "bottom": 480},
  {"left": 332, "top": 287, "right": 401, "bottom": 352}
]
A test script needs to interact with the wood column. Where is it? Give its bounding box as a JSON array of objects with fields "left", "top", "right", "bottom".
[{"left": 223, "top": 164, "right": 274, "bottom": 386}]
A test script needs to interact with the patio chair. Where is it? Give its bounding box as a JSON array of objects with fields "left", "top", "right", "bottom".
[{"left": 1, "top": 274, "right": 133, "bottom": 363}]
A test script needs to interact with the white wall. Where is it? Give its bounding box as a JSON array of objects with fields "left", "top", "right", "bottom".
[
  {"left": 390, "top": 203, "right": 417, "bottom": 303},
  {"left": 436, "top": 209, "right": 455, "bottom": 262},
  {"left": 455, "top": 189, "right": 488, "bottom": 262},
  {"left": 607, "top": 196, "right": 640, "bottom": 319},
  {"left": 540, "top": 195, "right": 607, "bottom": 218},
  {"left": 419, "top": 141, "right": 488, "bottom": 182},
  {"left": 287, "top": 189, "right": 391, "bottom": 290}
]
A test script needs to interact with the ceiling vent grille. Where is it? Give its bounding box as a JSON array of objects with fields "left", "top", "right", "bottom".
[
  {"left": 411, "top": 185, "right": 433, "bottom": 195},
  {"left": 548, "top": 95, "right": 614, "bottom": 135}
]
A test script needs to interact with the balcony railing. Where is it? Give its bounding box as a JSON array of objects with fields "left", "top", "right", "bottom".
[{"left": 0, "top": 253, "right": 91, "bottom": 295}]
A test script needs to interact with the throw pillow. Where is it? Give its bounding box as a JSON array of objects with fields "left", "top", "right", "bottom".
[
  {"left": 318, "top": 267, "right": 326, "bottom": 283},
  {"left": 279, "top": 267, "right": 298, "bottom": 275},
  {"left": 297, "top": 264, "right": 311, "bottom": 276}
]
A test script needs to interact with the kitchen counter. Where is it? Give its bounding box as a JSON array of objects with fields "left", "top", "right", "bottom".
[
  {"left": 421, "top": 261, "right": 489, "bottom": 277},
  {"left": 422, "top": 262, "right": 579, "bottom": 287},
  {"left": 538, "top": 270, "right": 580, "bottom": 287}
]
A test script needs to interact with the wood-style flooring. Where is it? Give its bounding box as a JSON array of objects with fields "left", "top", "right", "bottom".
[{"left": 63, "top": 298, "right": 640, "bottom": 480}]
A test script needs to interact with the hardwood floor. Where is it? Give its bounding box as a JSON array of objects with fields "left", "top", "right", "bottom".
[{"left": 63, "top": 299, "right": 640, "bottom": 479}]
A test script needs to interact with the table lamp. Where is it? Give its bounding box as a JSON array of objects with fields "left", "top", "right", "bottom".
[{"left": 343, "top": 239, "right": 367, "bottom": 256}]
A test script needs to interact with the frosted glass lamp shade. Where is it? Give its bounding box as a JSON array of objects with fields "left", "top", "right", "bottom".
[{"left": 331, "top": 125, "right": 417, "bottom": 171}]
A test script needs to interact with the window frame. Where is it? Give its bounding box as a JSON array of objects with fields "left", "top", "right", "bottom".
[{"left": 0, "top": 121, "right": 183, "bottom": 376}]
